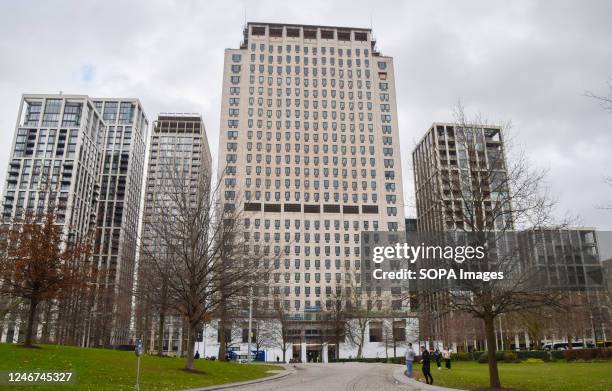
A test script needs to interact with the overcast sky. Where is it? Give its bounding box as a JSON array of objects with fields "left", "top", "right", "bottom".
[{"left": 0, "top": 0, "right": 610, "bottom": 229}]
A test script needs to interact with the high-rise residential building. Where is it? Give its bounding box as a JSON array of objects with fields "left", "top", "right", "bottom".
[
  {"left": 1, "top": 94, "right": 106, "bottom": 344},
  {"left": 412, "top": 123, "right": 609, "bottom": 351},
  {"left": 212, "top": 22, "right": 407, "bottom": 361},
  {"left": 0, "top": 94, "right": 149, "bottom": 347},
  {"left": 2, "top": 94, "right": 105, "bottom": 232},
  {"left": 136, "top": 113, "right": 212, "bottom": 354},
  {"left": 412, "top": 122, "right": 514, "bottom": 349},
  {"left": 90, "top": 99, "right": 148, "bottom": 347},
  {"left": 412, "top": 122, "right": 510, "bottom": 233}
]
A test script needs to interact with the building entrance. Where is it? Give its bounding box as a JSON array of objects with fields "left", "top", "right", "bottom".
[{"left": 306, "top": 345, "right": 321, "bottom": 362}]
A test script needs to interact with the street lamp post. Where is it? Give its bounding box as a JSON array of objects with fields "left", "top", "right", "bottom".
[
  {"left": 247, "top": 285, "right": 253, "bottom": 363},
  {"left": 499, "top": 315, "right": 504, "bottom": 351}
]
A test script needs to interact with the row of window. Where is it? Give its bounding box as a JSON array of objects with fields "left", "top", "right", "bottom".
[
  {"left": 237, "top": 95, "right": 389, "bottom": 109},
  {"left": 248, "top": 44, "right": 371, "bottom": 57},
  {"left": 236, "top": 130, "right": 390, "bottom": 142}
]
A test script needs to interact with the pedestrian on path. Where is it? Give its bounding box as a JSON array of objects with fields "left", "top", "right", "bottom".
[
  {"left": 434, "top": 349, "right": 442, "bottom": 370},
  {"left": 405, "top": 343, "right": 416, "bottom": 378},
  {"left": 420, "top": 346, "right": 434, "bottom": 385},
  {"left": 442, "top": 347, "right": 451, "bottom": 369}
]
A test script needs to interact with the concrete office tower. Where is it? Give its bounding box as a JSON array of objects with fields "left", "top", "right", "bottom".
[
  {"left": 136, "top": 113, "right": 211, "bottom": 355},
  {"left": 1, "top": 94, "right": 105, "bottom": 344},
  {"left": 412, "top": 123, "right": 510, "bottom": 232},
  {"left": 213, "top": 22, "right": 407, "bottom": 361},
  {"left": 90, "top": 99, "right": 148, "bottom": 347}
]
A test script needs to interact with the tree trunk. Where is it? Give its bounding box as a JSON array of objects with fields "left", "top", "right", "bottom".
[
  {"left": 157, "top": 311, "right": 165, "bottom": 356},
  {"left": 566, "top": 334, "right": 573, "bottom": 349},
  {"left": 282, "top": 343, "right": 286, "bottom": 363},
  {"left": 218, "top": 320, "right": 227, "bottom": 361},
  {"left": 184, "top": 320, "right": 197, "bottom": 370},
  {"left": 356, "top": 324, "right": 366, "bottom": 359},
  {"left": 484, "top": 315, "right": 501, "bottom": 388},
  {"left": 385, "top": 339, "right": 388, "bottom": 359},
  {"left": 24, "top": 298, "right": 39, "bottom": 347}
]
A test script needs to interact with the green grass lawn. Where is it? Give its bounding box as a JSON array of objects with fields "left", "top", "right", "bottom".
[
  {"left": 0, "top": 343, "right": 283, "bottom": 390},
  {"left": 413, "top": 361, "right": 612, "bottom": 391}
]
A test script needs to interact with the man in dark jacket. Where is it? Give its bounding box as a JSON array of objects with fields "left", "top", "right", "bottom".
[{"left": 420, "top": 346, "right": 434, "bottom": 385}]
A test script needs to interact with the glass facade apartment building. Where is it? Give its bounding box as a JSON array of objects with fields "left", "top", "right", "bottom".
[{"left": 0, "top": 94, "right": 148, "bottom": 347}]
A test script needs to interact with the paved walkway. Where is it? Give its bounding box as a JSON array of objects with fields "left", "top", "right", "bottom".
[
  {"left": 210, "top": 362, "right": 464, "bottom": 391},
  {"left": 392, "top": 366, "right": 465, "bottom": 391}
]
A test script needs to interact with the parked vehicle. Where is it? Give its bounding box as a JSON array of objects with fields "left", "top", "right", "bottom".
[
  {"left": 227, "top": 350, "right": 266, "bottom": 362},
  {"left": 543, "top": 341, "right": 595, "bottom": 350}
]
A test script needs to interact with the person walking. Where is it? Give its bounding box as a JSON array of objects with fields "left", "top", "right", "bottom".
[
  {"left": 443, "top": 347, "right": 451, "bottom": 369},
  {"left": 434, "top": 348, "right": 442, "bottom": 370},
  {"left": 405, "top": 343, "right": 416, "bottom": 378},
  {"left": 420, "top": 346, "right": 434, "bottom": 385}
]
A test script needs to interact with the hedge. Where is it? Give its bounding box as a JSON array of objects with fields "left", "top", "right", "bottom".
[
  {"left": 469, "top": 348, "right": 611, "bottom": 363},
  {"left": 333, "top": 348, "right": 611, "bottom": 364},
  {"left": 563, "top": 348, "right": 612, "bottom": 361}
]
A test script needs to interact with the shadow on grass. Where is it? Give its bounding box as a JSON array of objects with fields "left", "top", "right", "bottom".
[
  {"left": 473, "top": 388, "right": 522, "bottom": 391},
  {"left": 178, "top": 368, "right": 208, "bottom": 375},
  {"left": 17, "top": 344, "right": 43, "bottom": 349}
]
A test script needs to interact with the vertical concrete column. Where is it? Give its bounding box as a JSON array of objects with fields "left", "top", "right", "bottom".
[
  {"left": 0, "top": 320, "right": 7, "bottom": 343},
  {"left": 514, "top": 334, "right": 520, "bottom": 350},
  {"left": 150, "top": 325, "right": 155, "bottom": 351},
  {"left": 12, "top": 318, "right": 20, "bottom": 343},
  {"left": 524, "top": 332, "right": 530, "bottom": 349},
  {"left": 177, "top": 324, "right": 183, "bottom": 357},
  {"left": 168, "top": 318, "right": 174, "bottom": 355},
  {"left": 322, "top": 343, "right": 328, "bottom": 363},
  {"left": 301, "top": 342, "right": 307, "bottom": 363}
]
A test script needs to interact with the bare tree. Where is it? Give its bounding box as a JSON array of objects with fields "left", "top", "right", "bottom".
[
  {"left": 252, "top": 318, "right": 276, "bottom": 353},
  {"left": 588, "top": 81, "right": 612, "bottom": 211},
  {"left": 210, "top": 317, "right": 242, "bottom": 359},
  {"left": 135, "top": 258, "right": 171, "bottom": 355},
  {"left": 380, "top": 318, "right": 394, "bottom": 359},
  {"left": 417, "top": 104, "right": 567, "bottom": 388},
  {"left": 552, "top": 292, "right": 592, "bottom": 348},
  {"left": 345, "top": 287, "right": 378, "bottom": 359},
  {"left": 269, "top": 295, "right": 292, "bottom": 363},
  {"left": 0, "top": 208, "right": 94, "bottom": 347},
  {"left": 326, "top": 288, "right": 349, "bottom": 361},
  {"left": 586, "top": 79, "right": 612, "bottom": 112},
  {"left": 512, "top": 309, "right": 548, "bottom": 350},
  {"left": 138, "top": 157, "right": 262, "bottom": 371}
]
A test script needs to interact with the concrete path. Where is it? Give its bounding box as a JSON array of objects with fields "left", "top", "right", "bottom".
[
  {"left": 392, "top": 366, "right": 466, "bottom": 391},
  {"left": 208, "top": 362, "right": 464, "bottom": 391}
]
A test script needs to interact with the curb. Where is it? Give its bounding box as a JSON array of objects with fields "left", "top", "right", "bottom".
[
  {"left": 183, "top": 367, "right": 293, "bottom": 391},
  {"left": 392, "top": 366, "right": 465, "bottom": 391}
]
